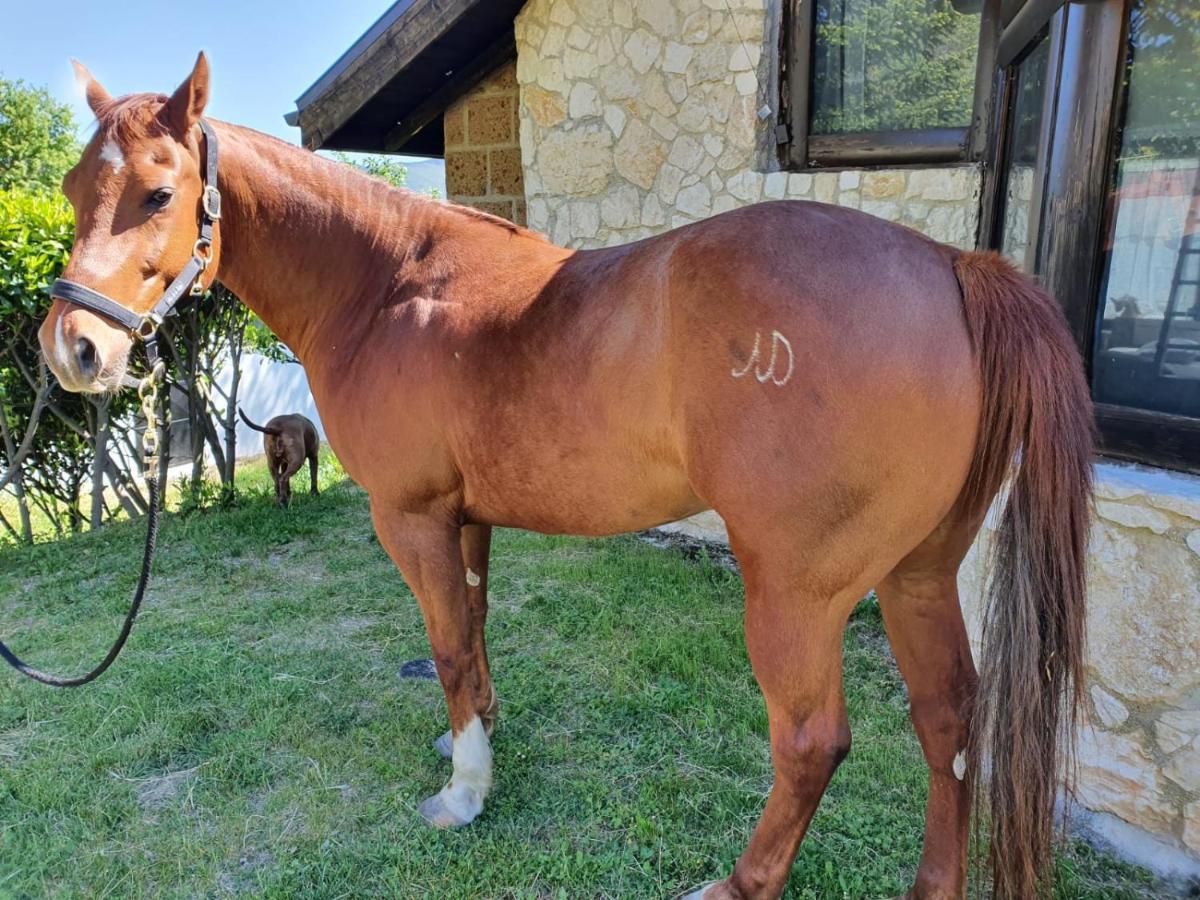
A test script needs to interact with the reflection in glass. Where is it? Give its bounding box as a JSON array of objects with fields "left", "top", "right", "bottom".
[
  {"left": 999, "top": 35, "right": 1051, "bottom": 269},
  {"left": 811, "top": 0, "right": 981, "bottom": 134},
  {"left": 1093, "top": 0, "right": 1200, "bottom": 419}
]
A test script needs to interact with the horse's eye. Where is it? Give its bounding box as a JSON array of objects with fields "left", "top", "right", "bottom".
[{"left": 147, "top": 188, "right": 173, "bottom": 210}]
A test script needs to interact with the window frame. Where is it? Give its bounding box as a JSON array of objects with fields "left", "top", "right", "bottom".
[
  {"left": 781, "top": 0, "right": 1004, "bottom": 168},
  {"left": 982, "top": 0, "right": 1200, "bottom": 474}
]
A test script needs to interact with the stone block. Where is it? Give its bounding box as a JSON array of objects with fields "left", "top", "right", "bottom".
[
  {"left": 663, "top": 42, "right": 694, "bottom": 74},
  {"left": 624, "top": 29, "right": 662, "bottom": 74},
  {"left": 445, "top": 149, "right": 488, "bottom": 197},
  {"left": 538, "top": 127, "right": 613, "bottom": 194},
  {"left": 614, "top": 120, "right": 668, "bottom": 191},
  {"left": 488, "top": 148, "right": 524, "bottom": 196},
  {"left": 1090, "top": 684, "right": 1130, "bottom": 728},
  {"left": 1074, "top": 727, "right": 1177, "bottom": 834},
  {"left": 763, "top": 171, "right": 787, "bottom": 200},
  {"left": 467, "top": 96, "right": 514, "bottom": 145},
  {"left": 523, "top": 85, "right": 564, "bottom": 129},
  {"left": 1096, "top": 500, "right": 1171, "bottom": 535},
  {"left": 471, "top": 199, "right": 515, "bottom": 221},
  {"left": 1164, "top": 739, "right": 1200, "bottom": 792},
  {"left": 568, "top": 82, "right": 602, "bottom": 119},
  {"left": 1185, "top": 801, "right": 1200, "bottom": 855},
  {"left": 488, "top": 62, "right": 518, "bottom": 93},
  {"left": 601, "top": 183, "right": 641, "bottom": 228},
  {"left": 443, "top": 104, "right": 466, "bottom": 148},
  {"left": 861, "top": 171, "right": 905, "bottom": 199},
  {"left": 676, "top": 182, "right": 712, "bottom": 218}
]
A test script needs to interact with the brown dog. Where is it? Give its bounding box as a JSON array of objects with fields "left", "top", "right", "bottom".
[{"left": 238, "top": 409, "right": 320, "bottom": 506}]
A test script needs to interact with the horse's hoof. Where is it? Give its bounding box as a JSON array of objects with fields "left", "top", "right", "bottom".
[
  {"left": 417, "top": 785, "right": 482, "bottom": 828},
  {"left": 679, "top": 882, "right": 719, "bottom": 900},
  {"left": 433, "top": 729, "right": 453, "bottom": 759}
]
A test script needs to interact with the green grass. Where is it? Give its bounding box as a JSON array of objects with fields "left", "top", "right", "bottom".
[{"left": 0, "top": 455, "right": 1170, "bottom": 898}]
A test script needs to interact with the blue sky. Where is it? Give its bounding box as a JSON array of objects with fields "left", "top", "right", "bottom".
[{"left": 0, "top": 0, "right": 445, "bottom": 191}]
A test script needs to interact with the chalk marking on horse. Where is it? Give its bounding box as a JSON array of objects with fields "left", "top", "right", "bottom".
[{"left": 731, "top": 329, "right": 794, "bottom": 386}]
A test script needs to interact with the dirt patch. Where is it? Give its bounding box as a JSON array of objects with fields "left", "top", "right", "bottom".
[
  {"left": 637, "top": 528, "right": 740, "bottom": 573},
  {"left": 216, "top": 849, "right": 275, "bottom": 895},
  {"left": 128, "top": 766, "right": 200, "bottom": 813}
]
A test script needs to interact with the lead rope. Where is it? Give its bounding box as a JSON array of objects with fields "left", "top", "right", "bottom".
[{"left": 0, "top": 366, "right": 164, "bottom": 687}]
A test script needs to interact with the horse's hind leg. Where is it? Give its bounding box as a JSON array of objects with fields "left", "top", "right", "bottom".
[
  {"left": 695, "top": 554, "right": 860, "bottom": 900},
  {"left": 875, "top": 515, "right": 980, "bottom": 899}
]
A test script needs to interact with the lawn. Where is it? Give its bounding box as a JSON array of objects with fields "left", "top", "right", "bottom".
[{"left": 0, "top": 456, "right": 1169, "bottom": 898}]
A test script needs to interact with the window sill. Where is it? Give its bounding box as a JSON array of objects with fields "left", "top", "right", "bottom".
[{"left": 798, "top": 126, "right": 971, "bottom": 169}]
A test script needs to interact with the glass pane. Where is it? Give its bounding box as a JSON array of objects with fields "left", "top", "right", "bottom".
[
  {"left": 1092, "top": 0, "right": 1200, "bottom": 419},
  {"left": 999, "top": 35, "right": 1052, "bottom": 268},
  {"left": 811, "top": 0, "right": 982, "bottom": 134}
]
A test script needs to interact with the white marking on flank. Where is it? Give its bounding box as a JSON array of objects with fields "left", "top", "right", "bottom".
[
  {"left": 953, "top": 750, "right": 967, "bottom": 781},
  {"left": 434, "top": 716, "right": 492, "bottom": 822},
  {"left": 99, "top": 139, "right": 125, "bottom": 173},
  {"left": 731, "top": 329, "right": 794, "bottom": 387},
  {"left": 465, "top": 568, "right": 481, "bottom": 587}
]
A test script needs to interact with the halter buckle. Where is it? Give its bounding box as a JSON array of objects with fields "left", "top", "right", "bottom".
[
  {"left": 135, "top": 314, "right": 162, "bottom": 341},
  {"left": 202, "top": 185, "right": 222, "bottom": 220}
]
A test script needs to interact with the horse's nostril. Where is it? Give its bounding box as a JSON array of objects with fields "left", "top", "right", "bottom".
[{"left": 75, "top": 337, "right": 99, "bottom": 376}]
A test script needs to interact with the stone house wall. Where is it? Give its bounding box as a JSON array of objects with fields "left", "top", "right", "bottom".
[
  {"left": 440, "top": 0, "right": 1200, "bottom": 879},
  {"left": 512, "top": 0, "right": 980, "bottom": 249},
  {"left": 444, "top": 61, "right": 527, "bottom": 225}
]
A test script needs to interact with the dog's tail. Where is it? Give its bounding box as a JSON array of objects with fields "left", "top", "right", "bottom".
[{"left": 239, "top": 407, "right": 282, "bottom": 436}]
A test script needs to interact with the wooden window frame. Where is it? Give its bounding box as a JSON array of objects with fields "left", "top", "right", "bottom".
[
  {"left": 982, "top": 0, "right": 1200, "bottom": 473},
  {"left": 781, "top": 0, "right": 1003, "bottom": 168}
]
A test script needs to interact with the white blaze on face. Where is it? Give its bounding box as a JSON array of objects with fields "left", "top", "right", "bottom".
[
  {"left": 98, "top": 139, "right": 125, "bottom": 173},
  {"left": 434, "top": 715, "right": 493, "bottom": 821},
  {"left": 53, "top": 311, "right": 73, "bottom": 373}
]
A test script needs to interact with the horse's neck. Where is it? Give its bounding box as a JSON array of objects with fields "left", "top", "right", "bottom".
[{"left": 211, "top": 123, "right": 444, "bottom": 362}]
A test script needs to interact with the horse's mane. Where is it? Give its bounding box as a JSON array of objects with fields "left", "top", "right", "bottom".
[
  {"left": 89, "top": 93, "right": 548, "bottom": 243},
  {"left": 436, "top": 198, "right": 547, "bottom": 242}
]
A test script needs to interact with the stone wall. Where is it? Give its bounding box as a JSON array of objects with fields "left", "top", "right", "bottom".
[
  {"left": 513, "top": 0, "right": 981, "bottom": 250},
  {"left": 444, "top": 61, "right": 527, "bottom": 224}
]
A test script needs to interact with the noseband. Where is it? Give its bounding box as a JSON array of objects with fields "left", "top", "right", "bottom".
[{"left": 49, "top": 118, "right": 221, "bottom": 368}]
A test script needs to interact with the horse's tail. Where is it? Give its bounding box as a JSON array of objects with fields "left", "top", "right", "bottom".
[
  {"left": 238, "top": 407, "right": 281, "bottom": 436},
  {"left": 953, "top": 250, "right": 1094, "bottom": 899}
]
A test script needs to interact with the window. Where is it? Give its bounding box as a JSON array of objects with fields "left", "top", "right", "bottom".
[
  {"left": 1092, "top": 0, "right": 1200, "bottom": 423},
  {"left": 985, "top": 0, "right": 1200, "bottom": 472},
  {"left": 997, "top": 33, "right": 1051, "bottom": 268},
  {"left": 784, "top": 0, "right": 998, "bottom": 167}
]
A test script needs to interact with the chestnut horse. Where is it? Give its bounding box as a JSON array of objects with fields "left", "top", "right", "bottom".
[{"left": 39, "top": 56, "right": 1093, "bottom": 899}]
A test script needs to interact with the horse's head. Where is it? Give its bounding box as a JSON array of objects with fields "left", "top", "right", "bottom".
[{"left": 39, "top": 53, "right": 218, "bottom": 393}]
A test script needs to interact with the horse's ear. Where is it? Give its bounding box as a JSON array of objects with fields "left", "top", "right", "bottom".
[
  {"left": 164, "top": 51, "right": 210, "bottom": 136},
  {"left": 71, "top": 60, "right": 111, "bottom": 115}
]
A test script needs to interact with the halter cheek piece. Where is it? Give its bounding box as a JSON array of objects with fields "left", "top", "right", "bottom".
[{"left": 49, "top": 119, "right": 221, "bottom": 369}]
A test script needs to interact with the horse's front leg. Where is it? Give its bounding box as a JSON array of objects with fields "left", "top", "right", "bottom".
[{"left": 371, "top": 505, "right": 495, "bottom": 828}]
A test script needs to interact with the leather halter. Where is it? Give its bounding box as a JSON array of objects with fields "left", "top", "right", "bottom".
[{"left": 49, "top": 119, "right": 221, "bottom": 367}]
